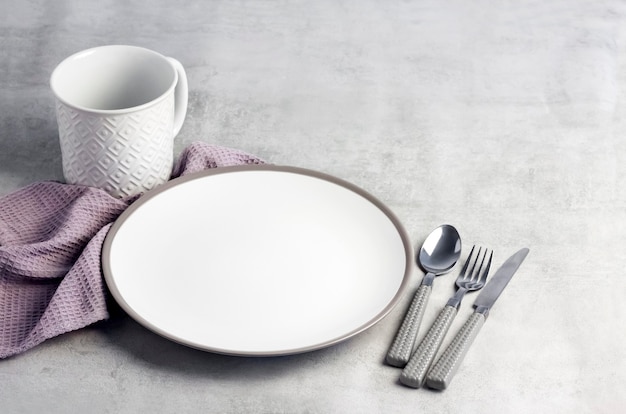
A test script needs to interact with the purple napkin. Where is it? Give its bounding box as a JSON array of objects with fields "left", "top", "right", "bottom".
[{"left": 0, "top": 142, "right": 264, "bottom": 359}]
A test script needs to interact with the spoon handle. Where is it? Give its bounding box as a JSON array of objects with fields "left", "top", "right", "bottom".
[
  {"left": 399, "top": 305, "right": 457, "bottom": 388},
  {"left": 385, "top": 284, "right": 431, "bottom": 367}
]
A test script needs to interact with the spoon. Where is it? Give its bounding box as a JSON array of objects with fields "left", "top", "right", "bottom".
[{"left": 386, "top": 224, "right": 461, "bottom": 367}]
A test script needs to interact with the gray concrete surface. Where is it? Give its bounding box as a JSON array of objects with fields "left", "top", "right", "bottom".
[{"left": 1, "top": 0, "right": 625, "bottom": 412}]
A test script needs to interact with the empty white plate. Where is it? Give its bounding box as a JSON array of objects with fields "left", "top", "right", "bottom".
[{"left": 102, "top": 165, "right": 412, "bottom": 356}]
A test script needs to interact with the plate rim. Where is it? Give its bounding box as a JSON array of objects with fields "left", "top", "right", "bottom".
[{"left": 101, "top": 164, "right": 414, "bottom": 356}]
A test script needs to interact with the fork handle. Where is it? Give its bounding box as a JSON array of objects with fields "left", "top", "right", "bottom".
[
  {"left": 399, "top": 305, "right": 457, "bottom": 388},
  {"left": 425, "top": 311, "right": 485, "bottom": 390},
  {"left": 385, "top": 284, "right": 431, "bottom": 367}
]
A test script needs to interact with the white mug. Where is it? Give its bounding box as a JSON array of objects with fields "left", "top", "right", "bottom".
[{"left": 50, "top": 45, "right": 188, "bottom": 198}]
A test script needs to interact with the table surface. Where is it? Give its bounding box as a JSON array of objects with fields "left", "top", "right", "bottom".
[{"left": 1, "top": 1, "right": 625, "bottom": 413}]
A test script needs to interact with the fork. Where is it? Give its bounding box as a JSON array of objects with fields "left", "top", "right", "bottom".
[{"left": 399, "top": 246, "right": 492, "bottom": 388}]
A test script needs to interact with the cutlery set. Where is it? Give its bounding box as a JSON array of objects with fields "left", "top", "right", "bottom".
[{"left": 386, "top": 225, "right": 529, "bottom": 390}]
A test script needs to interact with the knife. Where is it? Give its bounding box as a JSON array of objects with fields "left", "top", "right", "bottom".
[{"left": 424, "top": 248, "right": 529, "bottom": 390}]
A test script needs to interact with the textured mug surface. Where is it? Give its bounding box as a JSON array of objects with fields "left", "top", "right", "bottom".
[{"left": 51, "top": 45, "right": 188, "bottom": 198}]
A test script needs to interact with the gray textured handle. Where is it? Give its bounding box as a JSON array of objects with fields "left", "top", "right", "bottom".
[
  {"left": 425, "top": 311, "right": 486, "bottom": 390},
  {"left": 399, "top": 305, "right": 457, "bottom": 388},
  {"left": 385, "top": 284, "right": 431, "bottom": 367}
]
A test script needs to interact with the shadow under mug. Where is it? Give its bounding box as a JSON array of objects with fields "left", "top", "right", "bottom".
[{"left": 50, "top": 45, "right": 188, "bottom": 198}]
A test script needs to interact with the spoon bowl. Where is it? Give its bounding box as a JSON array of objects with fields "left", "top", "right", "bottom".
[
  {"left": 386, "top": 224, "right": 461, "bottom": 367},
  {"left": 419, "top": 224, "right": 462, "bottom": 277}
]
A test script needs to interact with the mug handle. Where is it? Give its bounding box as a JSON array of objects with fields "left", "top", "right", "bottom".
[{"left": 167, "top": 57, "right": 188, "bottom": 137}]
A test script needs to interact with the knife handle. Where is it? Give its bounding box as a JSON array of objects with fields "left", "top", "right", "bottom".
[
  {"left": 399, "top": 305, "right": 457, "bottom": 388},
  {"left": 385, "top": 284, "right": 431, "bottom": 367},
  {"left": 425, "top": 311, "right": 485, "bottom": 390}
]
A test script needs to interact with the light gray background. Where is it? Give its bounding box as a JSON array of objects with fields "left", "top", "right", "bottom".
[{"left": 1, "top": 0, "right": 624, "bottom": 413}]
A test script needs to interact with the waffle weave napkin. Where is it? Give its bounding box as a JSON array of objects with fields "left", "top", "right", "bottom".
[{"left": 0, "top": 142, "right": 264, "bottom": 359}]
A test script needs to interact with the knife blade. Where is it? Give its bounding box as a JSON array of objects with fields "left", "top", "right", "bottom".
[{"left": 424, "top": 248, "right": 529, "bottom": 390}]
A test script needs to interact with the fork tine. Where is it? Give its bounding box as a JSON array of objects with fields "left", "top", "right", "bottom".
[
  {"left": 467, "top": 247, "right": 482, "bottom": 281},
  {"left": 478, "top": 250, "right": 493, "bottom": 284},
  {"left": 470, "top": 248, "right": 487, "bottom": 282},
  {"left": 458, "top": 245, "right": 475, "bottom": 280}
]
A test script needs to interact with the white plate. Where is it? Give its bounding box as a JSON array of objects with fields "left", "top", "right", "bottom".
[{"left": 102, "top": 165, "right": 413, "bottom": 356}]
